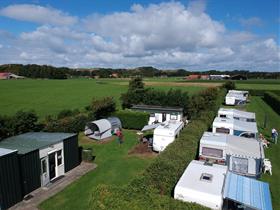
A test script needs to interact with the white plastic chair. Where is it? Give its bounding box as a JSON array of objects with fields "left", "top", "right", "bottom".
[{"left": 263, "top": 159, "right": 272, "bottom": 175}]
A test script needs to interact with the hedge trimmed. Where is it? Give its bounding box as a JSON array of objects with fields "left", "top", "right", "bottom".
[
  {"left": 88, "top": 89, "right": 225, "bottom": 209},
  {"left": 237, "top": 89, "right": 280, "bottom": 96},
  {"left": 264, "top": 92, "right": 280, "bottom": 115},
  {"left": 114, "top": 110, "right": 149, "bottom": 130}
]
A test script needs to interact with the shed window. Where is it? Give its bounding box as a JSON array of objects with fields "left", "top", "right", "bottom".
[
  {"left": 202, "top": 147, "right": 223, "bottom": 158},
  {"left": 200, "top": 173, "right": 213, "bottom": 182},
  {"left": 57, "top": 150, "right": 63, "bottom": 166},
  {"left": 170, "top": 114, "right": 178, "bottom": 120}
]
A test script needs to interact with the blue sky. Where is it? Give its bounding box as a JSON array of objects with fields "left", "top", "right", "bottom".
[{"left": 0, "top": 0, "right": 279, "bottom": 71}]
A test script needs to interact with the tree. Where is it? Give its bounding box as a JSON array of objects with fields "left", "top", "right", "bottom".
[{"left": 222, "top": 81, "right": 236, "bottom": 91}]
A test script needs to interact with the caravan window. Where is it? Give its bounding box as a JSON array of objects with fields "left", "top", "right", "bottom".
[
  {"left": 240, "top": 132, "right": 255, "bottom": 139},
  {"left": 216, "top": 127, "right": 230, "bottom": 134},
  {"left": 202, "top": 147, "right": 223, "bottom": 158},
  {"left": 233, "top": 117, "right": 240, "bottom": 120},
  {"left": 220, "top": 114, "right": 226, "bottom": 118},
  {"left": 150, "top": 113, "right": 155, "bottom": 117},
  {"left": 57, "top": 150, "right": 63, "bottom": 166},
  {"left": 231, "top": 157, "right": 248, "bottom": 174}
]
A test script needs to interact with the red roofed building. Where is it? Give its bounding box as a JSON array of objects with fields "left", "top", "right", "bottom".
[{"left": 0, "top": 72, "right": 11, "bottom": 80}]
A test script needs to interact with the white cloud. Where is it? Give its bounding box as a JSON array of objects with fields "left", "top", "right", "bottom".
[
  {"left": 0, "top": 1, "right": 279, "bottom": 71},
  {"left": 239, "top": 17, "right": 264, "bottom": 27},
  {"left": 0, "top": 4, "right": 77, "bottom": 26}
]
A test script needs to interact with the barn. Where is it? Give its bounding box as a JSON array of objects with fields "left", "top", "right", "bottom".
[{"left": 0, "top": 132, "right": 80, "bottom": 208}]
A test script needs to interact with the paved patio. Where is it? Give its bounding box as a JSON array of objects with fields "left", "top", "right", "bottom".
[{"left": 9, "top": 162, "right": 97, "bottom": 210}]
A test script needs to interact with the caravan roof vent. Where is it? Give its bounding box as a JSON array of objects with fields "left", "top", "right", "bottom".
[{"left": 200, "top": 173, "right": 213, "bottom": 182}]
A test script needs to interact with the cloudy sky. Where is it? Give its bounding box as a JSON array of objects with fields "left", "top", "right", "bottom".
[{"left": 0, "top": 0, "right": 279, "bottom": 71}]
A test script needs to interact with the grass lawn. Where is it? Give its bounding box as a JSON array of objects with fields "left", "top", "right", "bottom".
[
  {"left": 39, "top": 130, "right": 155, "bottom": 210},
  {"left": 246, "top": 96, "right": 280, "bottom": 209},
  {"left": 0, "top": 79, "right": 204, "bottom": 118}
]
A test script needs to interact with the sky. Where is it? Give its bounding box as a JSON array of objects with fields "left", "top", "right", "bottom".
[{"left": 0, "top": 0, "right": 279, "bottom": 71}]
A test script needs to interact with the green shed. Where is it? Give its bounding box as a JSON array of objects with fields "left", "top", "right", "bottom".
[
  {"left": 0, "top": 132, "right": 79, "bottom": 205},
  {"left": 0, "top": 148, "right": 22, "bottom": 210}
]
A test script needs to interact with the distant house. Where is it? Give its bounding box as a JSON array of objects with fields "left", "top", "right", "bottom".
[
  {"left": 110, "top": 73, "right": 119, "bottom": 78},
  {"left": 185, "top": 74, "right": 200, "bottom": 80},
  {"left": 0, "top": 72, "right": 10, "bottom": 79},
  {"left": 230, "top": 74, "right": 247, "bottom": 80},
  {"left": 0, "top": 72, "right": 25, "bottom": 80}
]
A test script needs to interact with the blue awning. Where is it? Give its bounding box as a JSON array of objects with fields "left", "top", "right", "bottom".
[{"left": 223, "top": 172, "right": 273, "bottom": 210}]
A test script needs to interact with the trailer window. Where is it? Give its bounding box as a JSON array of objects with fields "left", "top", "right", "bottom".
[
  {"left": 57, "top": 150, "right": 63, "bottom": 166},
  {"left": 216, "top": 127, "right": 230, "bottom": 134},
  {"left": 220, "top": 114, "right": 226, "bottom": 118},
  {"left": 202, "top": 147, "right": 223, "bottom": 158},
  {"left": 170, "top": 114, "right": 178, "bottom": 120}
]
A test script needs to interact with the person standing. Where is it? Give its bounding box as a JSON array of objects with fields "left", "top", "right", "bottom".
[
  {"left": 272, "top": 128, "right": 278, "bottom": 144},
  {"left": 116, "top": 129, "right": 124, "bottom": 146}
]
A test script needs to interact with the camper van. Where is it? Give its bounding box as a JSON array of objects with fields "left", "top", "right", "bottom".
[
  {"left": 218, "top": 108, "right": 256, "bottom": 122},
  {"left": 174, "top": 160, "right": 227, "bottom": 210},
  {"left": 152, "top": 121, "right": 184, "bottom": 152},
  {"left": 212, "top": 117, "right": 258, "bottom": 139},
  {"left": 225, "top": 92, "right": 247, "bottom": 105},
  {"left": 199, "top": 132, "right": 264, "bottom": 177},
  {"left": 228, "top": 90, "right": 249, "bottom": 98}
]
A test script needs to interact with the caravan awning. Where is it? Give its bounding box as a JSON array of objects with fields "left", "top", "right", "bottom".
[
  {"left": 223, "top": 172, "right": 272, "bottom": 210},
  {"left": 141, "top": 123, "right": 160, "bottom": 132}
]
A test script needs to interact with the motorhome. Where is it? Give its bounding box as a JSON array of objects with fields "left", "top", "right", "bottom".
[{"left": 152, "top": 120, "right": 184, "bottom": 152}]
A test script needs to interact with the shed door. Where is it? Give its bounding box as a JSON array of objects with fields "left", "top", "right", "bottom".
[{"left": 41, "top": 157, "right": 50, "bottom": 186}]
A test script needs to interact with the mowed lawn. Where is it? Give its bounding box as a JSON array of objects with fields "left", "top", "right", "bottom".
[
  {"left": 246, "top": 97, "right": 280, "bottom": 209},
  {"left": 40, "top": 130, "right": 155, "bottom": 210},
  {"left": 0, "top": 79, "right": 204, "bottom": 118}
]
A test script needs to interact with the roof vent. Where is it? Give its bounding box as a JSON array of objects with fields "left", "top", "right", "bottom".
[{"left": 200, "top": 173, "right": 213, "bottom": 182}]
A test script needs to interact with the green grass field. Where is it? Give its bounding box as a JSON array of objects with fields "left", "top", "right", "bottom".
[
  {"left": 40, "top": 131, "right": 155, "bottom": 210},
  {"left": 0, "top": 79, "right": 205, "bottom": 118},
  {"left": 246, "top": 97, "right": 280, "bottom": 209}
]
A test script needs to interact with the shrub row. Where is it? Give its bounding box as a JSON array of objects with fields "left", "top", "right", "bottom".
[
  {"left": 264, "top": 92, "right": 280, "bottom": 115},
  {"left": 238, "top": 89, "right": 280, "bottom": 96},
  {"left": 114, "top": 110, "right": 149, "bottom": 130},
  {"left": 88, "top": 89, "right": 225, "bottom": 209}
]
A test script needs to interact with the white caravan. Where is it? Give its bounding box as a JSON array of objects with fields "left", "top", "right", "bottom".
[
  {"left": 152, "top": 121, "right": 184, "bottom": 152},
  {"left": 199, "top": 132, "right": 264, "bottom": 177},
  {"left": 218, "top": 108, "right": 256, "bottom": 122},
  {"left": 212, "top": 117, "right": 258, "bottom": 139},
  {"left": 174, "top": 160, "right": 227, "bottom": 210}
]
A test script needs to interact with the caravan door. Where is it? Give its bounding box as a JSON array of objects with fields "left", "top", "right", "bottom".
[{"left": 41, "top": 157, "right": 50, "bottom": 186}]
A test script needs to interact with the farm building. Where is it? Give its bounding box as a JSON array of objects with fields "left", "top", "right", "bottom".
[
  {"left": 131, "top": 105, "right": 183, "bottom": 125},
  {"left": 199, "top": 132, "right": 264, "bottom": 177},
  {"left": 174, "top": 160, "right": 227, "bottom": 210},
  {"left": 223, "top": 172, "right": 273, "bottom": 210},
  {"left": 0, "top": 132, "right": 80, "bottom": 207},
  {"left": 85, "top": 117, "right": 122, "bottom": 140},
  {"left": 209, "top": 74, "right": 230, "bottom": 80},
  {"left": 212, "top": 117, "right": 258, "bottom": 138},
  {"left": 0, "top": 148, "right": 22, "bottom": 210},
  {"left": 218, "top": 108, "right": 256, "bottom": 122},
  {"left": 230, "top": 74, "right": 247, "bottom": 80},
  {"left": 0, "top": 72, "right": 24, "bottom": 80},
  {"left": 152, "top": 120, "right": 184, "bottom": 152},
  {"left": 185, "top": 74, "right": 200, "bottom": 80}
]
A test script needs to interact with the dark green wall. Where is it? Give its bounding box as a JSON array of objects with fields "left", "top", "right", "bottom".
[
  {"left": 19, "top": 150, "right": 41, "bottom": 196},
  {"left": 0, "top": 152, "right": 22, "bottom": 210},
  {"left": 63, "top": 135, "right": 79, "bottom": 172}
]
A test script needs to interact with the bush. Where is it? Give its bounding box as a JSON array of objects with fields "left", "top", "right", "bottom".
[
  {"left": 264, "top": 92, "right": 280, "bottom": 115},
  {"left": 222, "top": 80, "right": 236, "bottom": 90},
  {"left": 88, "top": 97, "right": 116, "bottom": 119},
  {"left": 240, "top": 89, "right": 280, "bottom": 96},
  {"left": 114, "top": 110, "right": 149, "bottom": 130},
  {"left": 57, "top": 109, "right": 80, "bottom": 119}
]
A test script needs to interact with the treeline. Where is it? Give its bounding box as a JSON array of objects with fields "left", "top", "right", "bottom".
[
  {"left": 1, "top": 64, "right": 279, "bottom": 79},
  {"left": 0, "top": 64, "right": 69, "bottom": 79}
]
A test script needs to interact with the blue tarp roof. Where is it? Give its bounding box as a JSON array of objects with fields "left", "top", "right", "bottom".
[{"left": 223, "top": 172, "right": 273, "bottom": 210}]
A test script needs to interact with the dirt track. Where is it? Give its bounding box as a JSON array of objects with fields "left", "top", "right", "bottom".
[{"left": 144, "top": 81, "right": 221, "bottom": 87}]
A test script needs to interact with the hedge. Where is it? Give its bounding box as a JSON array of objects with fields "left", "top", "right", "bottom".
[
  {"left": 237, "top": 89, "right": 280, "bottom": 96},
  {"left": 114, "top": 110, "right": 149, "bottom": 130},
  {"left": 88, "top": 88, "right": 225, "bottom": 209},
  {"left": 264, "top": 92, "right": 280, "bottom": 115}
]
